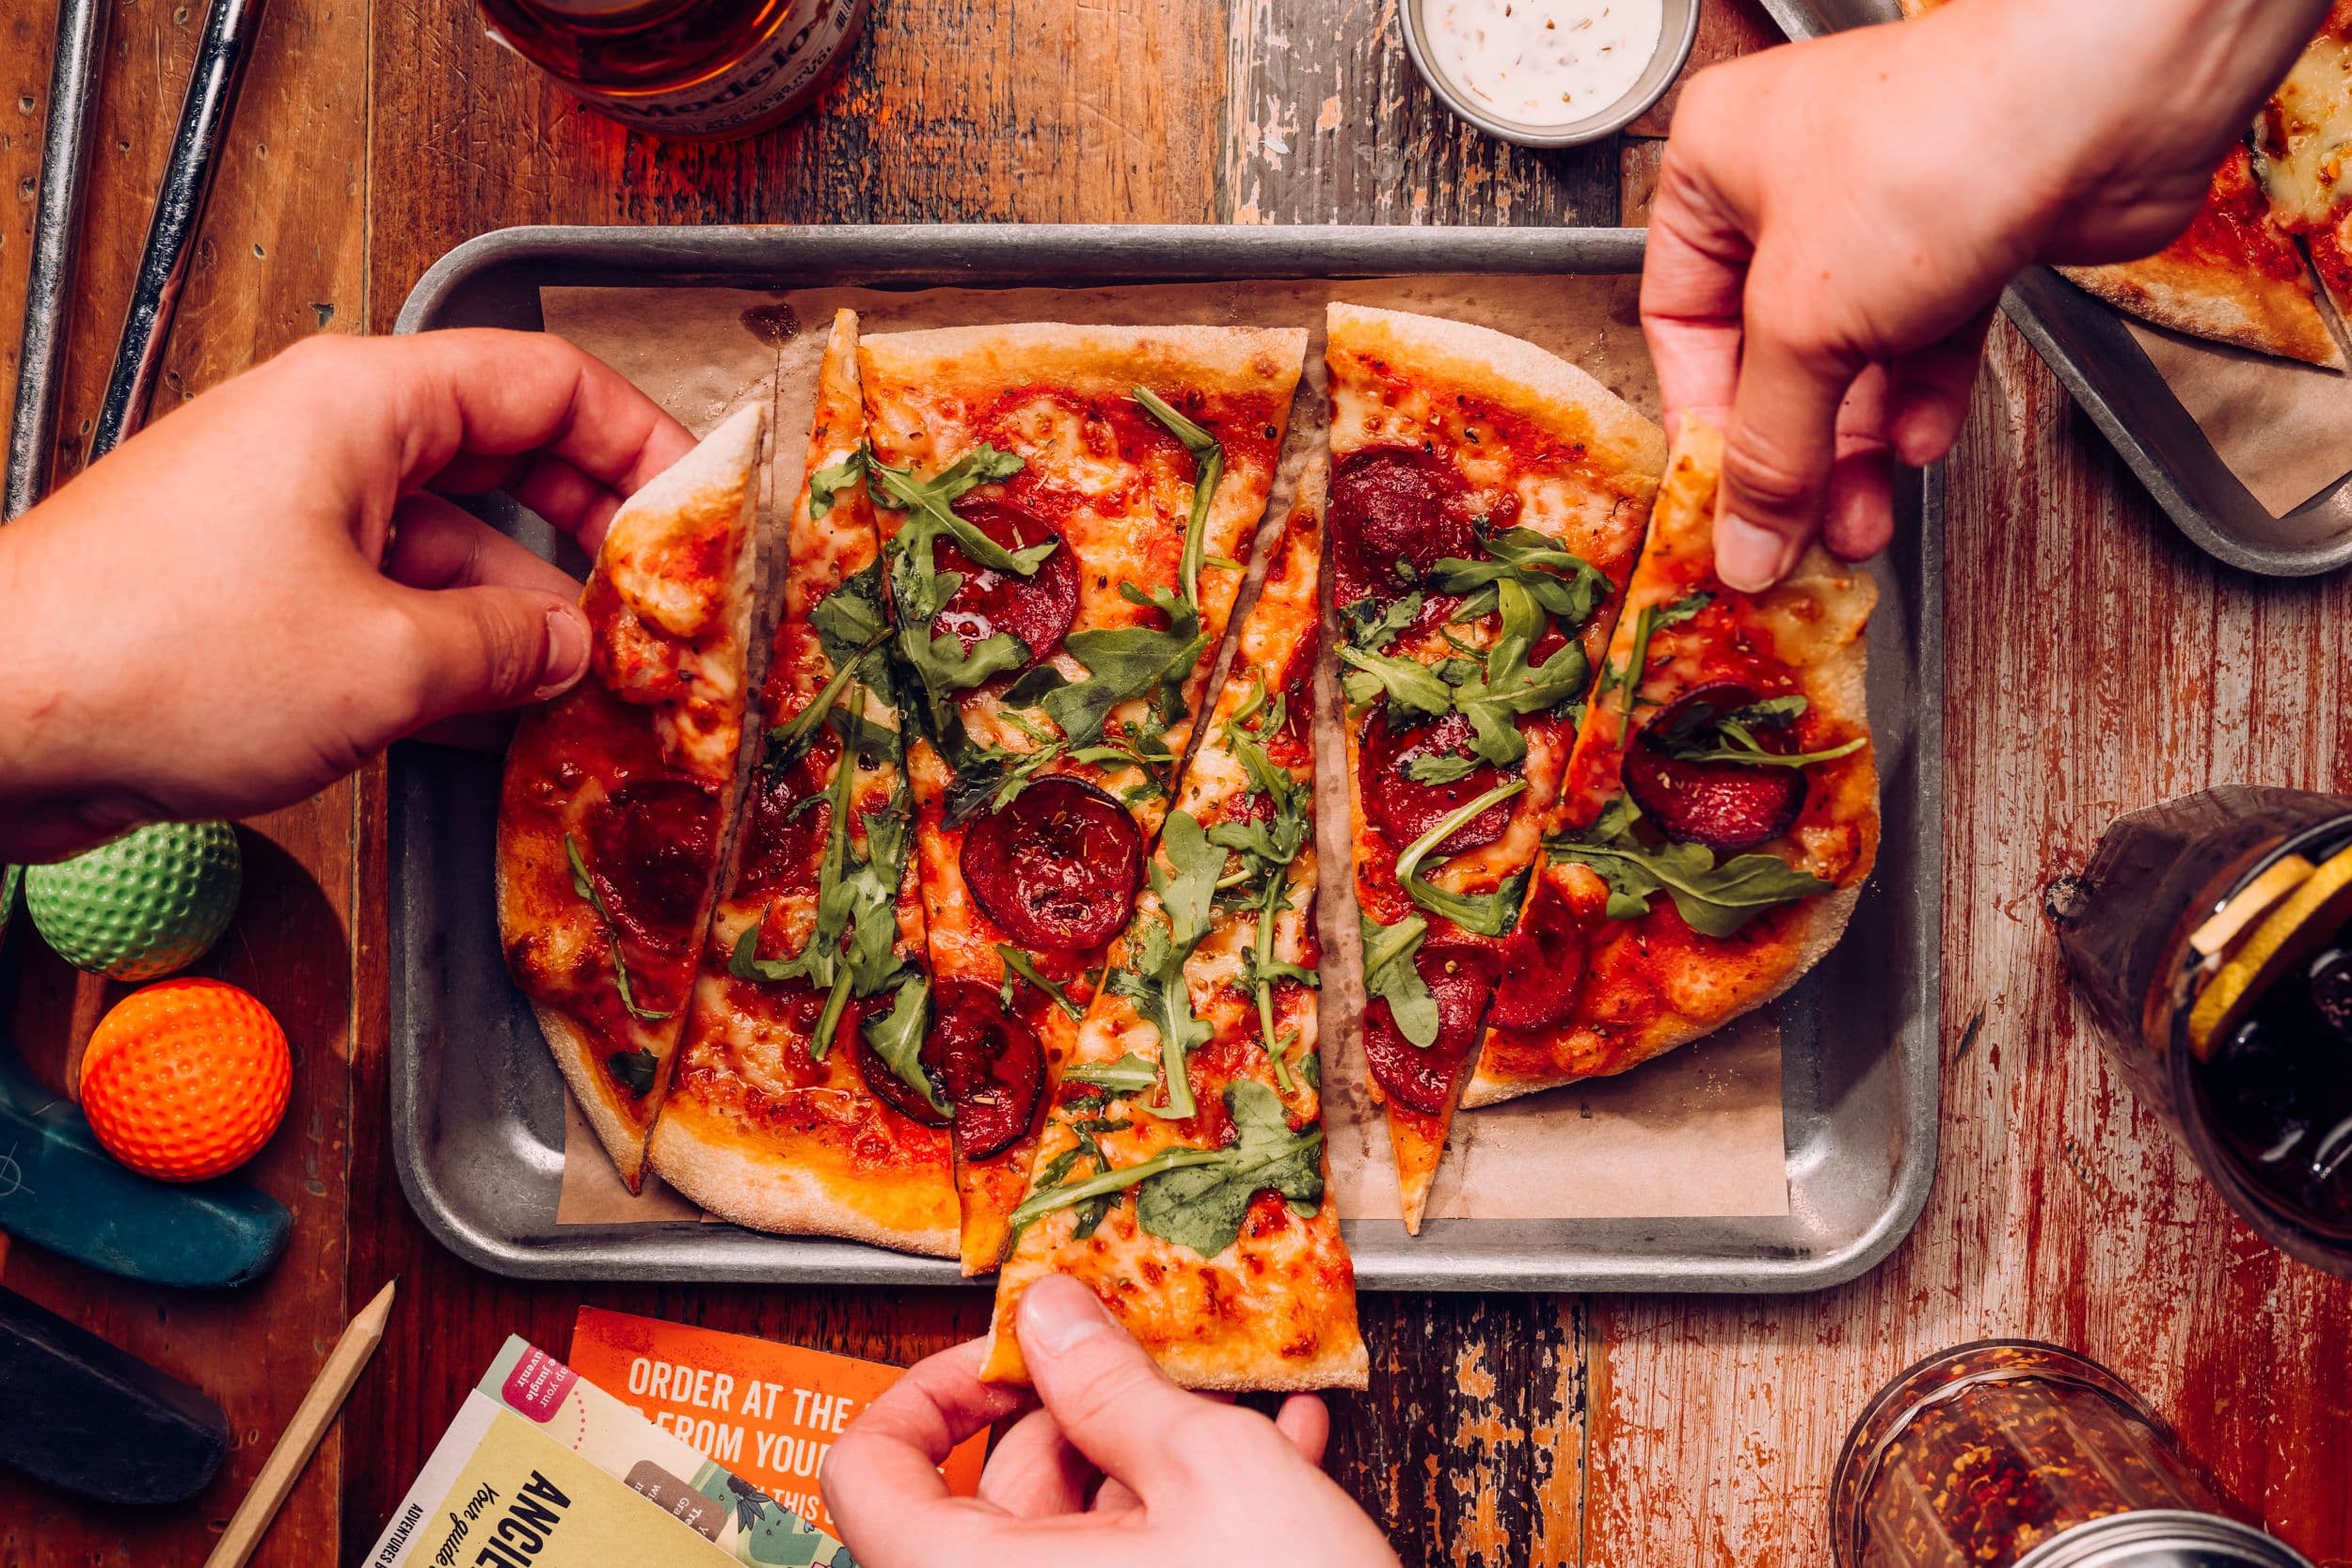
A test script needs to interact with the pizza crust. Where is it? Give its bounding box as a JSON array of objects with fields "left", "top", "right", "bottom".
[
  {"left": 646, "top": 1098, "right": 957, "bottom": 1258},
  {"left": 1326, "top": 302, "right": 1666, "bottom": 483},
  {"left": 861, "top": 322, "right": 1311, "bottom": 404},
  {"left": 2058, "top": 259, "right": 2346, "bottom": 370}
]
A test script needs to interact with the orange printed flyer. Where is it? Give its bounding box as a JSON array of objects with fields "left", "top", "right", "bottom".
[{"left": 569, "top": 1307, "right": 987, "bottom": 1537}]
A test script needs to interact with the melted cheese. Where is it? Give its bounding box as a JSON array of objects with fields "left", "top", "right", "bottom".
[{"left": 2263, "top": 37, "right": 2352, "bottom": 228}]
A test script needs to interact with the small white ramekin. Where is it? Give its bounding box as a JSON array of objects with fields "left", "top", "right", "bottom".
[{"left": 1403, "top": 0, "right": 1703, "bottom": 149}]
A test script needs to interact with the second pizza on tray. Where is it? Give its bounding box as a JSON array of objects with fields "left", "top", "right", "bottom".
[{"left": 495, "top": 300, "right": 1883, "bottom": 1392}]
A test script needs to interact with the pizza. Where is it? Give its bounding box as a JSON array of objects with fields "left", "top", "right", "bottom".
[
  {"left": 1465, "top": 419, "right": 1879, "bottom": 1107},
  {"left": 2060, "top": 144, "right": 2345, "bottom": 371},
  {"left": 1325, "top": 303, "right": 1666, "bottom": 1231},
  {"left": 854, "top": 323, "right": 1310, "bottom": 1273},
  {"left": 645, "top": 310, "right": 959, "bottom": 1255},
  {"left": 978, "top": 470, "right": 1367, "bottom": 1392},
  {"left": 498, "top": 402, "right": 764, "bottom": 1191}
]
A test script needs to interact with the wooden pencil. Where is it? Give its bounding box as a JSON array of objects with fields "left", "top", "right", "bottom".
[{"left": 202, "top": 1277, "right": 397, "bottom": 1568}]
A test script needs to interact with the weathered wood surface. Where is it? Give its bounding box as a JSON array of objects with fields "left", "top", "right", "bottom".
[{"left": 5, "top": 0, "right": 2350, "bottom": 1562}]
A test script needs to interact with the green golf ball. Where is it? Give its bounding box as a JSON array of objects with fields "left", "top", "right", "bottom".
[
  {"left": 0, "top": 865, "right": 18, "bottom": 951},
  {"left": 25, "top": 822, "right": 243, "bottom": 981}
]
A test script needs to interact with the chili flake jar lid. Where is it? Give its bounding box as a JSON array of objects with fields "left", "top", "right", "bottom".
[{"left": 2014, "top": 1513, "right": 2315, "bottom": 1568}]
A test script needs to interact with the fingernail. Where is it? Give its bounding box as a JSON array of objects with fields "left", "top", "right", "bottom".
[
  {"left": 534, "top": 607, "right": 590, "bottom": 701},
  {"left": 1715, "top": 515, "right": 1799, "bottom": 593},
  {"left": 1020, "top": 1275, "right": 1111, "bottom": 1356}
]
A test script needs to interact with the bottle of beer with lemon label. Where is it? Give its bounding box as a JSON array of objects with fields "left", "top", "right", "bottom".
[{"left": 476, "top": 0, "right": 868, "bottom": 141}]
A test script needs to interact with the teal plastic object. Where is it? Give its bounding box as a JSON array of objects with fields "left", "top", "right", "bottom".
[{"left": 0, "top": 1046, "right": 290, "bottom": 1288}]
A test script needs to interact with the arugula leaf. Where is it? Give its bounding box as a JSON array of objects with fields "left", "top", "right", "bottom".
[
  {"left": 1338, "top": 644, "right": 1454, "bottom": 718},
  {"left": 1601, "top": 592, "right": 1713, "bottom": 711},
  {"left": 1650, "top": 691, "right": 1867, "bottom": 769},
  {"left": 1393, "top": 778, "right": 1531, "bottom": 937},
  {"left": 1360, "top": 911, "right": 1437, "bottom": 1048},
  {"left": 607, "top": 1048, "right": 658, "bottom": 1098},
  {"left": 764, "top": 641, "right": 886, "bottom": 770},
  {"left": 807, "top": 451, "right": 867, "bottom": 520},
  {"left": 1445, "top": 578, "right": 1587, "bottom": 769},
  {"left": 1135, "top": 1082, "right": 1325, "bottom": 1259},
  {"left": 727, "top": 709, "right": 914, "bottom": 1058},
  {"left": 1341, "top": 592, "right": 1424, "bottom": 653},
  {"left": 1205, "top": 733, "right": 1311, "bottom": 892},
  {"left": 1546, "top": 795, "right": 1833, "bottom": 938},
  {"left": 995, "top": 944, "right": 1083, "bottom": 1020},
  {"left": 860, "top": 974, "right": 946, "bottom": 1117},
  {"left": 1105, "top": 812, "right": 1224, "bottom": 1119},
  {"left": 1429, "top": 527, "right": 1612, "bottom": 629},
  {"left": 1040, "top": 582, "right": 1204, "bottom": 747},
  {"left": 869, "top": 445, "right": 1046, "bottom": 725},
  {"left": 564, "top": 833, "right": 672, "bottom": 1022},
  {"left": 1132, "top": 387, "right": 1224, "bottom": 611},
  {"left": 1063, "top": 1053, "right": 1162, "bottom": 1094},
  {"left": 1007, "top": 1147, "right": 1225, "bottom": 1233},
  {"left": 1242, "top": 877, "right": 1314, "bottom": 1094},
  {"left": 1405, "top": 752, "right": 1483, "bottom": 785},
  {"left": 808, "top": 560, "right": 890, "bottom": 667}
]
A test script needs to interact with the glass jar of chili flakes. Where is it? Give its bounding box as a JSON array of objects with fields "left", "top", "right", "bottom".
[{"left": 1830, "top": 1340, "right": 2312, "bottom": 1568}]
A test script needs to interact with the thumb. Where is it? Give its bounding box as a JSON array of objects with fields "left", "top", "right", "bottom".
[
  {"left": 1017, "top": 1275, "right": 1242, "bottom": 1497},
  {"left": 383, "top": 582, "right": 591, "bottom": 728},
  {"left": 1716, "top": 279, "right": 1867, "bottom": 594}
]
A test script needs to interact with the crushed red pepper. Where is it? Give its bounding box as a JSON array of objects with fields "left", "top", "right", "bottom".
[{"left": 1836, "top": 1342, "right": 2221, "bottom": 1568}]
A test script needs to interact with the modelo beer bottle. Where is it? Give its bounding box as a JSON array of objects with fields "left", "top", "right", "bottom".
[{"left": 476, "top": 0, "right": 869, "bottom": 141}]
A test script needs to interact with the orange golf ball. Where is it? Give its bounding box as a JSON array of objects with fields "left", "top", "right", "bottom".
[{"left": 79, "top": 979, "right": 292, "bottom": 1182}]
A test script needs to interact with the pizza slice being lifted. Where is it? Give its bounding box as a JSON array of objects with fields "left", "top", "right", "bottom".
[
  {"left": 2255, "top": 1, "right": 2352, "bottom": 329},
  {"left": 1466, "top": 419, "right": 1878, "bottom": 1108},
  {"left": 979, "top": 468, "right": 1364, "bottom": 1391},
  {"left": 854, "top": 322, "right": 1310, "bottom": 1273},
  {"left": 1325, "top": 303, "right": 1664, "bottom": 1232},
  {"left": 499, "top": 402, "right": 764, "bottom": 1192},
  {"left": 647, "top": 310, "right": 959, "bottom": 1254}
]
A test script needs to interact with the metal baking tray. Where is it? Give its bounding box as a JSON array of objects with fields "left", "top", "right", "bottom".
[
  {"left": 389, "top": 224, "right": 1941, "bottom": 1291},
  {"left": 1762, "top": 0, "right": 2352, "bottom": 577}
]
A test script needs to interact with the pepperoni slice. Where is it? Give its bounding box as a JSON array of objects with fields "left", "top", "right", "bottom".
[
  {"left": 1331, "top": 447, "right": 1472, "bottom": 587},
  {"left": 586, "top": 778, "right": 719, "bottom": 952},
  {"left": 1360, "top": 710, "right": 1518, "bottom": 857},
  {"left": 961, "top": 776, "right": 1144, "bottom": 952},
  {"left": 1362, "top": 942, "right": 1498, "bottom": 1114},
  {"left": 1487, "top": 879, "right": 1587, "bottom": 1034},
  {"left": 1622, "top": 682, "right": 1806, "bottom": 854},
  {"left": 930, "top": 980, "right": 1046, "bottom": 1159},
  {"left": 855, "top": 1005, "right": 953, "bottom": 1131},
  {"left": 932, "top": 499, "right": 1080, "bottom": 667}
]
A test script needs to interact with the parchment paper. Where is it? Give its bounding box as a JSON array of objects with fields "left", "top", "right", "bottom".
[
  {"left": 2122, "top": 315, "right": 2352, "bottom": 517},
  {"left": 538, "top": 276, "right": 1790, "bottom": 1230}
]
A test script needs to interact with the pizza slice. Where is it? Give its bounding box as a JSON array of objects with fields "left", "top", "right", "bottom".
[
  {"left": 646, "top": 310, "right": 958, "bottom": 1255},
  {"left": 2254, "top": 3, "right": 2352, "bottom": 332},
  {"left": 1464, "top": 418, "right": 1878, "bottom": 1107},
  {"left": 856, "top": 323, "right": 1310, "bottom": 1273},
  {"left": 2061, "top": 143, "right": 2345, "bottom": 370},
  {"left": 499, "top": 402, "right": 764, "bottom": 1191},
  {"left": 977, "top": 470, "right": 1365, "bottom": 1391},
  {"left": 1325, "top": 303, "right": 1665, "bottom": 1232}
]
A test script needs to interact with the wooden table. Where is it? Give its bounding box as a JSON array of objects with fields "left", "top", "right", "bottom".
[{"left": 4, "top": 0, "right": 2349, "bottom": 1562}]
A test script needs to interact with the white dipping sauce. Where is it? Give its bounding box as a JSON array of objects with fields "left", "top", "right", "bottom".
[{"left": 1422, "top": 0, "right": 1664, "bottom": 126}]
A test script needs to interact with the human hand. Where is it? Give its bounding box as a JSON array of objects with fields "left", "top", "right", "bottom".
[
  {"left": 1642, "top": 0, "right": 2331, "bottom": 589},
  {"left": 0, "top": 329, "right": 693, "bottom": 861},
  {"left": 821, "top": 1275, "right": 1401, "bottom": 1568}
]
